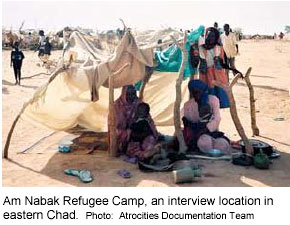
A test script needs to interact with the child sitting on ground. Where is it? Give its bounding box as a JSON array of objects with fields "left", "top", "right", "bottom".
[
  {"left": 126, "top": 103, "right": 160, "bottom": 161},
  {"left": 130, "top": 103, "right": 154, "bottom": 142},
  {"left": 198, "top": 104, "right": 213, "bottom": 123}
]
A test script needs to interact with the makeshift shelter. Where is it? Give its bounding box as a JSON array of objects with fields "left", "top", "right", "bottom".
[
  {"left": 3, "top": 26, "right": 257, "bottom": 159},
  {"left": 3, "top": 29, "right": 183, "bottom": 156}
]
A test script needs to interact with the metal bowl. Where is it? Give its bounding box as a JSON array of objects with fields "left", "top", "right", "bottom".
[{"left": 207, "top": 149, "right": 225, "bottom": 157}]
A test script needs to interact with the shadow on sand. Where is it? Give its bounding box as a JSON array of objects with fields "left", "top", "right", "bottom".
[
  {"left": 22, "top": 73, "right": 50, "bottom": 80},
  {"left": 250, "top": 74, "right": 275, "bottom": 79},
  {"left": 237, "top": 82, "right": 288, "bottom": 93},
  {"left": 2, "top": 79, "right": 15, "bottom": 86},
  {"left": 19, "top": 84, "right": 39, "bottom": 89},
  {"left": 2, "top": 87, "right": 9, "bottom": 94},
  {"left": 5, "top": 131, "right": 290, "bottom": 187},
  {"left": 2, "top": 79, "right": 38, "bottom": 89}
]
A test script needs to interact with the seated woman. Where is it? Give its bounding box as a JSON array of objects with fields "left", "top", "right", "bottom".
[
  {"left": 182, "top": 80, "right": 230, "bottom": 154},
  {"left": 113, "top": 85, "right": 140, "bottom": 154},
  {"left": 112, "top": 85, "right": 158, "bottom": 160}
]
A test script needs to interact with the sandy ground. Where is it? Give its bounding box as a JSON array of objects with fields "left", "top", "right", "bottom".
[{"left": 2, "top": 40, "right": 290, "bottom": 187}]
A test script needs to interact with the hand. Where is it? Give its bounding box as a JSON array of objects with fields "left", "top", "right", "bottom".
[
  {"left": 182, "top": 117, "right": 190, "bottom": 127},
  {"left": 198, "top": 127, "right": 210, "bottom": 136},
  {"left": 233, "top": 69, "right": 244, "bottom": 79},
  {"left": 232, "top": 69, "right": 239, "bottom": 74}
]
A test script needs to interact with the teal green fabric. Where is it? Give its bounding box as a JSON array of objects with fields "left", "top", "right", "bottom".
[
  {"left": 155, "top": 25, "right": 205, "bottom": 78},
  {"left": 155, "top": 44, "right": 182, "bottom": 72},
  {"left": 134, "top": 80, "right": 142, "bottom": 90}
]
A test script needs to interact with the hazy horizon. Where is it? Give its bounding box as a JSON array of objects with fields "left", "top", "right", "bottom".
[{"left": 2, "top": 1, "right": 290, "bottom": 35}]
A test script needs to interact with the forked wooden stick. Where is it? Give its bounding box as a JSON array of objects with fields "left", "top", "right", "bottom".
[
  {"left": 213, "top": 74, "right": 253, "bottom": 155},
  {"left": 244, "top": 67, "right": 260, "bottom": 136}
]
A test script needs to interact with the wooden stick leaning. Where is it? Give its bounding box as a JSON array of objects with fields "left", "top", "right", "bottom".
[
  {"left": 174, "top": 32, "right": 188, "bottom": 154},
  {"left": 3, "top": 65, "right": 68, "bottom": 159},
  {"left": 19, "top": 131, "right": 57, "bottom": 154},
  {"left": 213, "top": 74, "right": 253, "bottom": 155},
  {"left": 244, "top": 67, "right": 260, "bottom": 136},
  {"left": 108, "top": 73, "right": 117, "bottom": 157},
  {"left": 139, "top": 80, "right": 146, "bottom": 101}
]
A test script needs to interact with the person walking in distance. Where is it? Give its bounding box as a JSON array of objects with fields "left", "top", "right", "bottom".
[{"left": 10, "top": 42, "right": 25, "bottom": 85}]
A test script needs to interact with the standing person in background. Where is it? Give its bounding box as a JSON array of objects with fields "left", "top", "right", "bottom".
[
  {"left": 37, "top": 30, "right": 46, "bottom": 57},
  {"left": 44, "top": 37, "right": 52, "bottom": 56},
  {"left": 10, "top": 42, "right": 25, "bottom": 85},
  {"left": 214, "top": 22, "right": 222, "bottom": 34},
  {"left": 26, "top": 32, "right": 32, "bottom": 49},
  {"left": 221, "top": 24, "right": 239, "bottom": 81},
  {"left": 214, "top": 22, "right": 219, "bottom": 30},
  {"left": 37, "top": 31, "right": 52, "bottom": 67},
  {"left": 279, "top": 32, "right": 284, "bottom": 40}
]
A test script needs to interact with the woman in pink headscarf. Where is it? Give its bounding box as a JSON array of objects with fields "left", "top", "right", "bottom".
[{"left": 112, "top": 85, "right": 158, "bottom": 160}]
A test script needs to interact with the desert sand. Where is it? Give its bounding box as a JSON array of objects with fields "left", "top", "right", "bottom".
[{"left": 2, "top": 39, "right": 290, "bottom": 187}]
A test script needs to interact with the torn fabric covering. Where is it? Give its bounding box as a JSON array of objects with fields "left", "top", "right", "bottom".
[
  {"left": 22, "top": 71, "right": 189, "bottom": 131},
  {"left": 66, "top": 31, "right": 156, "bottom": 89},
  {"left": 21, "top": 31, "right": 155, "bottom": 131},
  {"left": 21, "top": 30, "right": 191, "bottom": 132},
  {"left": 84, "top": 72, "right": 189, "bottom": 129}
]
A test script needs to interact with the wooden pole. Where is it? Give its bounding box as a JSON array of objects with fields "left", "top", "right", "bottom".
[
  {"left": 139, "top": 81, "right": 146, "bottom": 101},
  {"left": 244, "top": 67, "right": 260, "bottom": 136},
  {"left": 3, "top": 114, "right": 21, "bottom": 158},
  {"left": 174, "top": 32, "right": 188, "bottom": 154},
  {"left": 108, "top": 74, "right": 117, "bottom": 157},
  {"left": 214, "top": 74, "right": 253, "bottom": 155}
]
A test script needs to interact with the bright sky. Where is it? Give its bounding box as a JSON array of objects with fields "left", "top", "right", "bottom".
[{"left": 2, "top": 0, "right": 290, "bottom": 34}]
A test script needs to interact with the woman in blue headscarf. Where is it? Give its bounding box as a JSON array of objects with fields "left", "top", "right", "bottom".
[{"left": 182, "top": 80, "right": 230, "bottom": 154}]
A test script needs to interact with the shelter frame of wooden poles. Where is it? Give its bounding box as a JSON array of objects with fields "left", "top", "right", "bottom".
[
  {"left": 107, "top": 31, "right": 259, "bottom": 157},
  {"left": 3, "top": 29, "right": 259, "bottom": 159}
]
